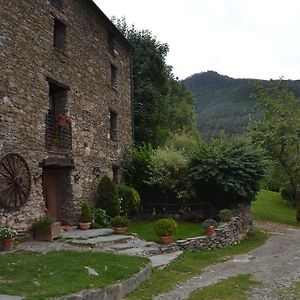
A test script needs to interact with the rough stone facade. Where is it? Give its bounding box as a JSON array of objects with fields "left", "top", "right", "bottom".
[
  {"left": 176, "top": 204, "right": 253, "bottom": 251},
  {"left": 0, "top": 0, "right": 133, "bottom": 233}
]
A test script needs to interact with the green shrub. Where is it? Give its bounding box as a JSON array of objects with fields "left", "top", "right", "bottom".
[
  {"left": 153, "top": 218, "right": 177, "bottom": 237},
  {"left": 165, "top": 132, "right": 201, "bottom": 156},
  {"left": 92, "top": 208, "right": 111, "bottom": 228},
  {"left": 32, "top": 213, "right": 54, "bottom": 231},
  {"left": 189, "top": 138, "right": 266, "bottom": 210},
  {"left": 80, "top": 202, "right": 93, "bottom": 223},
  {"left": 201, "top": 219, "right": 218, "bottom": 229},
  {"left": 111, "top": 216, "right": 130, "bottom": 228},
  {"left": 117, "top": 184, "right": 141, "bottom": 215},
  {"left": 147, "top": 147, "right": 189, "bottom": 202},
  {"left": 219, "top": 208, "right": 232, "bottom": 222},
  {"left": 96, "top": 175, "right": 120, "bottom": 217},
  {"left": 123, "top": 143, "right": 154, "bottom": 193}
]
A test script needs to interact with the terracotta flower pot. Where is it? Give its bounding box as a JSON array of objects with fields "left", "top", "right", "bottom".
[
  {"left": 2, "top": 237, "right": 15, "bottom": 251},
  {"left": 113, "top": 227, "right": 127, "bottom": 234},
  {"left": 204, "top": 226, "right": 215, "bottom": 235},
  {"left": 159, "top": 235, "right": 173, "bottom": 245},
  {"left": 79, "top": 222, "right": 91, "bottom": 230}
]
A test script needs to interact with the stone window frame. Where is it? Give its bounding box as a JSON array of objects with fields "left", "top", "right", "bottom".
[
  {"left": 109, "top": 109, "right": 118, "bottom": 141},
  {"left": 110, "top": 64, "right": 117, "bottom": 89},
  {"left": 53, "top": 18, "right": 67, "bottom": 52}
]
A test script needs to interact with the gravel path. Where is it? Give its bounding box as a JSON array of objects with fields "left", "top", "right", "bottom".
[{"left": 154, "top": 222, "right": 300, "bottom": 300}]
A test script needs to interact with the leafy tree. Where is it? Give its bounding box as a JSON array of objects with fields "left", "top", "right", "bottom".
[
  {"left": 113, "top": 18, "right": 197, "bottom": 146},
  {"left": 189, "top": 138, "right": 266, "bottom": 210},
  {"left": 251, "top": 81, "right": 300, "bottom": 220},
  {"left": 147, "top": 147, "right": 188, "bottom": 201},
  {"left": 122, "top": 143, "right": 154, "bottom": 193},
  {"left": 165, "top": 131, "right": 201, "bottom": 157}
]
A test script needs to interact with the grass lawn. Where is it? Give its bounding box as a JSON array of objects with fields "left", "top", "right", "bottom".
[
  {"left": 0, "top": 251, "right": 149, "bottom": 300},
  {"left": 188, "top": 274, "right": 261, "bottom": 300},
  {"left": 127, "top": 220, "right": 204, "bottom": 242},
  {"left": 252, "top": 189, "right": 300, "bottom": 227},
  {"left": 127, "top": 230, "right": 267, "bottom": 300}
]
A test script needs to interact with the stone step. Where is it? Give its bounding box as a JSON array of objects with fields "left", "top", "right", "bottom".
[
  {"left": 62, "top": 229, "right": 114, "bottom": 240},
  {"left": 69, "top": 234, "right": 133, "bottom": 247},
  {"left": 150, "top": 251, "right": 183, "bottom": 268}
]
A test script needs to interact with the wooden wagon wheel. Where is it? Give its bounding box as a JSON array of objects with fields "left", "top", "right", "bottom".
[{"left": 0, "top": 153, "right": 31, "bottom": 210}]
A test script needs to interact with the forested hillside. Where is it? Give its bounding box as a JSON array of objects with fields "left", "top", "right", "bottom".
[{"left": 183, "top": 71, "right": 300, "bottom": 138}]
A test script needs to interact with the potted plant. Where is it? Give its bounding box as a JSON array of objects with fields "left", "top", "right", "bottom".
[
  {"left": 202, "top": 219, "right": 218, "bottom": 235},
  {"left": 111, "top": 216, "right": 129, "bottom": 234},
  {"left": 32, "top": 208, "right": 60, "bottom": 241},
  {"left": 79, "top": 202, "right": 93, "bottom": 230},
  {"left": 56, "top": 113, "right": 72, "bottom": 127},
  {"left": 153, "top": 218, "right": 177, "bottom": 245},
  {"left": 0, "top": 228, "right": 17, "bottom": 251},
  {"left": 219, "top": 208, "right": 232, "bottom": 222}
]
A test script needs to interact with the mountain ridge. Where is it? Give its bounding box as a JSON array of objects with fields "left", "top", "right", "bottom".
[{"left": 183, "top": 71, "right": 300, "bottom": 138}]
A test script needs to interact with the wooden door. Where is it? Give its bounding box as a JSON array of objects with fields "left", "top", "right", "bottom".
[{"left": 42, "top": 169, "right": 61, "bottom": 221}]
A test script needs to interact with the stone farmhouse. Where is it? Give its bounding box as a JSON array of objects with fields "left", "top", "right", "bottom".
[{"left": 0, "top": 0, "right": 133, "bottom": 233}]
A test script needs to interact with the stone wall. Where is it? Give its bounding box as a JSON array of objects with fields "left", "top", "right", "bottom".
[
  {"left": 176, "top": 204, "right": 253, "bottom": 251},
  {"left": 0, "top": 0, "right": 133, "bottom": 232}
]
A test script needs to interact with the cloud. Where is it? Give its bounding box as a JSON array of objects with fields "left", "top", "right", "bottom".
[{"left": 96, "top": 0, "right": 300, "bottom": 80}]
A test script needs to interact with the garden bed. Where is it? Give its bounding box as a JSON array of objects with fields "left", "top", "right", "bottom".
[{"left": 0, "top": 251, "right": 149, "bottom": 299}]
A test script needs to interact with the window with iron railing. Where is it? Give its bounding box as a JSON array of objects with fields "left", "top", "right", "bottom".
[
  {"left": 46, "top": 81, "right": 72, "bottom": 152},
  {"left": 46, "top": 113, "right": 72, "bottom": 152}
]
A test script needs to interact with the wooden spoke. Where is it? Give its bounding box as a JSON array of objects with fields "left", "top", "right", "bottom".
[{"left": 0, "top": 153, "right": 31, "bottom": 210}]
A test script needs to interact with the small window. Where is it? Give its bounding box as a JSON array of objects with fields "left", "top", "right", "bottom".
[
  {"left": 54, "top": 19, "right": 66, "bottom": 51},
  {"left": 110, "top": 110, "right": 117, "bottom": 141},
  {"left": 111, "top": 64, "right": 117, "bottom": 88},
  {"left": 112, "top": 165, "right": 120, "bottom": 184},
  {"left": 108, "top": 32, "right": 115, "bottom": 56},
  {"left": 51, "top": 0, "right": 64, "bottom": 10}
]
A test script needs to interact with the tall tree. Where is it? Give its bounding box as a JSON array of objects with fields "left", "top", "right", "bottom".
[
  {"left": 251, "top": 81, "right": 300, "bottom": 221},
  {"left": 113, "top": 18, "right": 197, "bottom": 146}
]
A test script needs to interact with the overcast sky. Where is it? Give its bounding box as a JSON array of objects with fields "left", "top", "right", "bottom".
[{"left": 95, "top": 0, "right": 300, "bottom": 80}]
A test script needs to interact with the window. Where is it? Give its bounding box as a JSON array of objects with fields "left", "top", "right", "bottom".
[
  {"left": 108, "top": 32, "right": 115, "bottom": 56},
  {"left": 111, "top": 64, "right": 117, "bottom": 88},
  {"left": 46, "top": 79, "right": 71, "bottom": 151},
  {"left": 53, "top": 19, "right": 66, "bottom": 51},
  {"left": 112, "top": 165, "right": 120, "bottom": 184},
  {"left": 51, "top": 0, "right": 64, "bottom": 10},
  {"left": 48, "top": 81, "right": 68, "bottom": 116},
  {"left": 110, "top": 110, "right": 117, "bottom": 140}
]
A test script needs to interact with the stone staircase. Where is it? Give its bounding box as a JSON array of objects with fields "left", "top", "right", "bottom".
[{"left": 62, "top": 229, "right": 182, "bottom": 268}]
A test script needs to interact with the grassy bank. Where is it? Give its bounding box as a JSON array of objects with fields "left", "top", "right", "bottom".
[
  {"left": 252, "top": 189, "right": 299, "bottom": 226},
  {"left": 0, "top": 251, "right": 148, "bottom": 300}
]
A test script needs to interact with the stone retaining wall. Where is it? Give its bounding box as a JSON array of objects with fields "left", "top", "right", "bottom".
[
  {"left": 54, "top": 265, "right": 151, "bottom": 300},
  {"left": 176, "top": 204, "right": 253, "bottom": 251}
]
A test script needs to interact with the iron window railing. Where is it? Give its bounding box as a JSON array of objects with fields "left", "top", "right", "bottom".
[{"left": 46, "top": 113, "right": 72, "bottom": 153}]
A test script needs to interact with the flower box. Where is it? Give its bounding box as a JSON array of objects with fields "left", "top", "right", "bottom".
[{"left": 34, "top": 222, "right": 62, "bottom": 241}]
